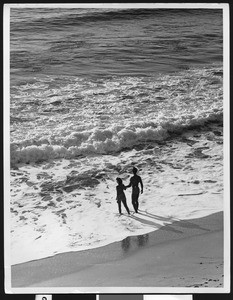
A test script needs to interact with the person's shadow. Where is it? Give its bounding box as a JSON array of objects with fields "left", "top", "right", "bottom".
[
  {"left": 129, "top": 213, "right": 183, "bottom": 233},
  {"left": 137, "top": 209, "right": 210, "bottom": 232}
]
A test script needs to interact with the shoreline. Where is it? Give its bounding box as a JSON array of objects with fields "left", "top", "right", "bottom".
[
  {"left": 11, "top": 211, "right": 224, "bottom": 289},
  {"left": 9, "top": 120, "right": 223, "bottom": 266}
]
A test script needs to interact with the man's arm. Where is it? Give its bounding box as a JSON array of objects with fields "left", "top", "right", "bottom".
[{"left": 139, "top": 177, "right": 143, "bottom": 194}]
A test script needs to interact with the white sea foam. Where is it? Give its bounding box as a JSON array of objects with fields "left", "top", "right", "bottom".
[
  {"left": 10, "top": 66, "right": 223, "bottom": 162},
  {"left": 10, "top": 66, "right": 224, "bottom": 264},
  {"left": 11, "top": 108, "right": 222, "bottom": 164}
]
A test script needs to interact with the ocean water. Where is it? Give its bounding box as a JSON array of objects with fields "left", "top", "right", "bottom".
[
  {"left": 10, "top": 8, "right": 223, "bottom": 161},
  {"left": 9, "top": 7, "right": 224, "bottom": 264}
]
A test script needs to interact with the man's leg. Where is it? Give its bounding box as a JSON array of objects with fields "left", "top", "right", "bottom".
[
  {"left": 132, "top": 197, "right": 138, "bottom": 213},
  {"left": 135, "top": 198, "right": 139, "bottom": 211},
  {"left": 132, "top": 192, "right": 139, "bottom": 213}
]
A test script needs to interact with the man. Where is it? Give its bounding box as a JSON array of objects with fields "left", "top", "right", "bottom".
[{"left": 127, "top": 167, "right": 143, "bottom": 213}]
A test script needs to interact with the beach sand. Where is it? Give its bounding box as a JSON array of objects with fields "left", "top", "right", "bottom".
[{"left": 11, "top": 211, "right": 223, "bottom": 290}]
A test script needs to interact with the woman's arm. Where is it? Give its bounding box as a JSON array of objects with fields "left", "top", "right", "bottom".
[{"left": 125, "top": 178, "right": 132, "bottom": 188}]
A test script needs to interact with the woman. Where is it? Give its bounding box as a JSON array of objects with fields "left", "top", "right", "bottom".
[{"left": 116, "top": 177, "right": 130, "bottom": 215}]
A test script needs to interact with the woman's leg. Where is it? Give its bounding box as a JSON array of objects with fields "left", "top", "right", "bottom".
[
  {"left": 122, "top": 199, "right": 130, "bottom": 214},
  {"left": 117, "top": 201, "right": 122, "bottom": 214}
]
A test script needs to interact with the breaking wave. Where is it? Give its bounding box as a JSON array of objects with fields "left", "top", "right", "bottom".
[{"left": 11, "top": 109, "right": 222, "bottom": 165}]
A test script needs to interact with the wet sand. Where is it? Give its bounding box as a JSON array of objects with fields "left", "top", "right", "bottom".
[{"left": 11, "top": 211, "right": 224, "bottom": 290}]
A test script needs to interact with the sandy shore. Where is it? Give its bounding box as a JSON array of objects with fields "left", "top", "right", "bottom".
[{"left": 11, "top": 211, "right": 224, "bottom": 290}]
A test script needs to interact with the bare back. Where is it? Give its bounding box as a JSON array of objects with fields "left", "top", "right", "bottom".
[{"left": 130, "top": 175, "right": 142, "bottom": 188}]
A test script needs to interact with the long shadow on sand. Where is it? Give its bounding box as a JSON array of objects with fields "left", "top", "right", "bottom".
[
  {"left": 138, "top": 209, "right": 210, "bottom": 232},
  {"left": 129, "top": 214, "right": 183, "bottom": 234}
]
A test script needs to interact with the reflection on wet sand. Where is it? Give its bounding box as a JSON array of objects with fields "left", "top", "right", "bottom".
[
  {"left": 137, "top": 234, "right": 149, "bottom": 247},
  {"left": 121, "top": 236, "right": 131, "bottom": 252},
  {"left": 121, "top": 234, "right": 149, "bottom": 253}
]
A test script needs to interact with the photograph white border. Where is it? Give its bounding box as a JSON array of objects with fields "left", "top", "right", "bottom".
[{"left": 4, "top": 2, "right": 230, "bottom": 294}]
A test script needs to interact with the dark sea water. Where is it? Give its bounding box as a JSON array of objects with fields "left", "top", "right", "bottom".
[{"left": 11, "top": 8, "right": 222, "bottom": 82}]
